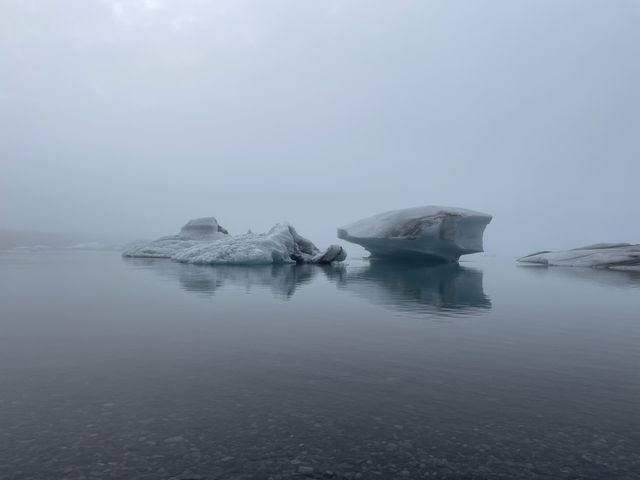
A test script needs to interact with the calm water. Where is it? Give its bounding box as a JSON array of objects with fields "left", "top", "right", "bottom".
[{"left": 1, "top": 251, "right": 639, "bottom": 480}]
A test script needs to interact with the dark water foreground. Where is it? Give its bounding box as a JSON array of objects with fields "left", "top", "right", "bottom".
[{"left": 0, "top": 251, "right": 638, "bottom": 480}]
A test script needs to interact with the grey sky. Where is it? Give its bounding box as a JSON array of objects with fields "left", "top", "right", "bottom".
[{"left": 1, "top": 0, "right": 639, "bottom": 256}]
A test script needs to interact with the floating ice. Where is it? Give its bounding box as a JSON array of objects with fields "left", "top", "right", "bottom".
[
  {"left": 173, "top": 224, "right": 346, "bottom": 265},
  {"left": 121, "top": 217, "right": 227, "bottom": 259},
  {"left": 338, "top": 206, "right": 492, "bottom": 262},
  {"left": 123, "top": 218, "right": 346, "bottom": 265},
  {"left": 517, "top": 243, "right": 640, "bottom": 270}
]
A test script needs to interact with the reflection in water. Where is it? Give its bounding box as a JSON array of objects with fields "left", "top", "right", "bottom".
[
  {"left": 6, "top": 252, "right": 640, "bottom": 479},
  {"left": 518, "top": 264, "right": 640, "bottom": 289},
  {"left": 123, "top": 257, "right": 491, "bottom": 315},
  {"left": 123, "top": 257, "right": 346, "bottom": 298},
  {"left": 347, "top": 260, "right": 491, "bottom": 316}
]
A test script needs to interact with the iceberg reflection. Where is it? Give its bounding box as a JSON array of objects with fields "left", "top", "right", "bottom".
[
  {"left": 122, "top": 257, "right": 345, "bottom": 298},
  {"left": 518, "top": 263, "right": 640, "bottom": 289},
  {"left": 346, "top": 261, "right": 491, "bottom": 316},
  {"left": 122, "top": 257, "right": 491, "bottom": 315}
]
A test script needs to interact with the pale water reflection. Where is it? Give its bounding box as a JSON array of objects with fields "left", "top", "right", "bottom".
[
  {"left": 123, "top": 257, "right": 347, "bottom": 298},
  {"left": 518, "top": 263, "right": 640, "bottom": 289},
  {"left": 124, "top": 257, "right": 491, "bottom": 317},
  {"left": 345, "top": 261, "right": 491, "bottom": 316}
]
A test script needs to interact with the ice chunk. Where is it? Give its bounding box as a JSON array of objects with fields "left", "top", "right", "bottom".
[
  {"left": 179, "top": 217, "right": 228, "bottom": 239},
  {"left": 518, "top": 244, "right": 640, "bottom": 270},
  {"left": 122, "top": 217, "right": 228, "bottom": 258},
  {"left": 338, "top": 206, "right": 492, "bottom": 262},
  {"left": 123, "top": 218, "right": 346, "bottom": 265},
  {"left": 174, "top": 224, "right": 346, "bottom": 265}
]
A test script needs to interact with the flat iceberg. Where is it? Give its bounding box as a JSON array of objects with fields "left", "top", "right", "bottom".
[
  {"left": 123, "top": 217, "right": 346, "bottom": 265},
  {"left": 517, "top": 243, "right": 640, "bottom": 270},
  {"left": 337, "top": 206, "right": 492, "bottom": 262}
]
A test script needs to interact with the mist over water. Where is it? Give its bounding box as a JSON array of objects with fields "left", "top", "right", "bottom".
[
  {"left": 2, "top": 2, "right": 640, "bottom": 479},
  {"left": 2, "top": 0, "right": 639, "bottom": 255}
]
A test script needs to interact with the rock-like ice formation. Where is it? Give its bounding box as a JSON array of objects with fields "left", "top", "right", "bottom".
[
  {"left": 517, "top": 243, "right": 640, "bottom": 270},
  {"left": 123, "top": 217, "right": 346, "bottom": 265},
  {"left": 122, "top": 217, "right": 227, "bottom": 258},
  {"left": 338, "top": 206, "right": 492, "bottom": 262}
]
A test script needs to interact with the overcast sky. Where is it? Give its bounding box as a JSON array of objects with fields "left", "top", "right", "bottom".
[{"left": 1, "top": 0, "right": 638, "bottom": 256}]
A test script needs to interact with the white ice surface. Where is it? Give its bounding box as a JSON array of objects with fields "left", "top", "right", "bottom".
[
  {"left": 123, "top": 218, "right": 346, "bottom": 265},
  {"left": 337, "top": 206, "right": 492, "bottom": 262},
  {"left": 174, "top": 225, "right": 299, "bottom": 265},
  {"left": 517, "top": 244, "right": 640, "bottom": 270}
]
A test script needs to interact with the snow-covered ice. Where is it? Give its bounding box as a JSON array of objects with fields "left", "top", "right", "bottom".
[
  {"left": 173, "top": 224, "right": 346, "bottom": 265},
  {"left": 122, "top": 218, "right": 346, "bottom": 265},
  {"left": 338, "top": 206, "right": 492, "bottom": 262},
  {"left": 517, "top": 243, "right": 640, "bottom": 270}
]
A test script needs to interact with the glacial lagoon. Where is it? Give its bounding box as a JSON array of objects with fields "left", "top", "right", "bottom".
[{"left": 1, "top": 250, "right": 639, "bottom": 479}]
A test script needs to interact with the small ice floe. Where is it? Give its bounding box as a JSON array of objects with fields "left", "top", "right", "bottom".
[{"left": 517, "top": 243, "right": 640, "bottom": 270}]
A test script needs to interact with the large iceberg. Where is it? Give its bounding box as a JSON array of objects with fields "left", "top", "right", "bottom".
[
  {"left": 517, "top": 243, "right": 640, "bottom": 270},
  {"left": 123, "top": 217, "right": 346, "bottom": 265},
  {"left": 337, "top": 206, "right": 492, "bottom": 262}
]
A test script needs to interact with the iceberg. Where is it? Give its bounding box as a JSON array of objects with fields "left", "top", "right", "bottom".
[
  {"left": 518, "top": 259, "right": 640, "bottom": 288},
  {"left": 517, "top": 243, "right": 640, "bottom": 270},
  {"left": 123, "top": 217, "right": 346, "bottom": 265},
  {"left": 121, "top": 217, "right": 227, "bottom": 258},
  {"left": 337, "top": 206, "right": 492, "bottom": 262}
]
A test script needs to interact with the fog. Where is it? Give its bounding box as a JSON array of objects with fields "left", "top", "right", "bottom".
[{"left": 1, "top": 0, "right": 638, "bottom": 257}]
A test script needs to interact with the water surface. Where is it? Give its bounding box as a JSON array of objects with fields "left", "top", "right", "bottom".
[{"left": 1, "top": 251, "right": 638, "bottom": 479}]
